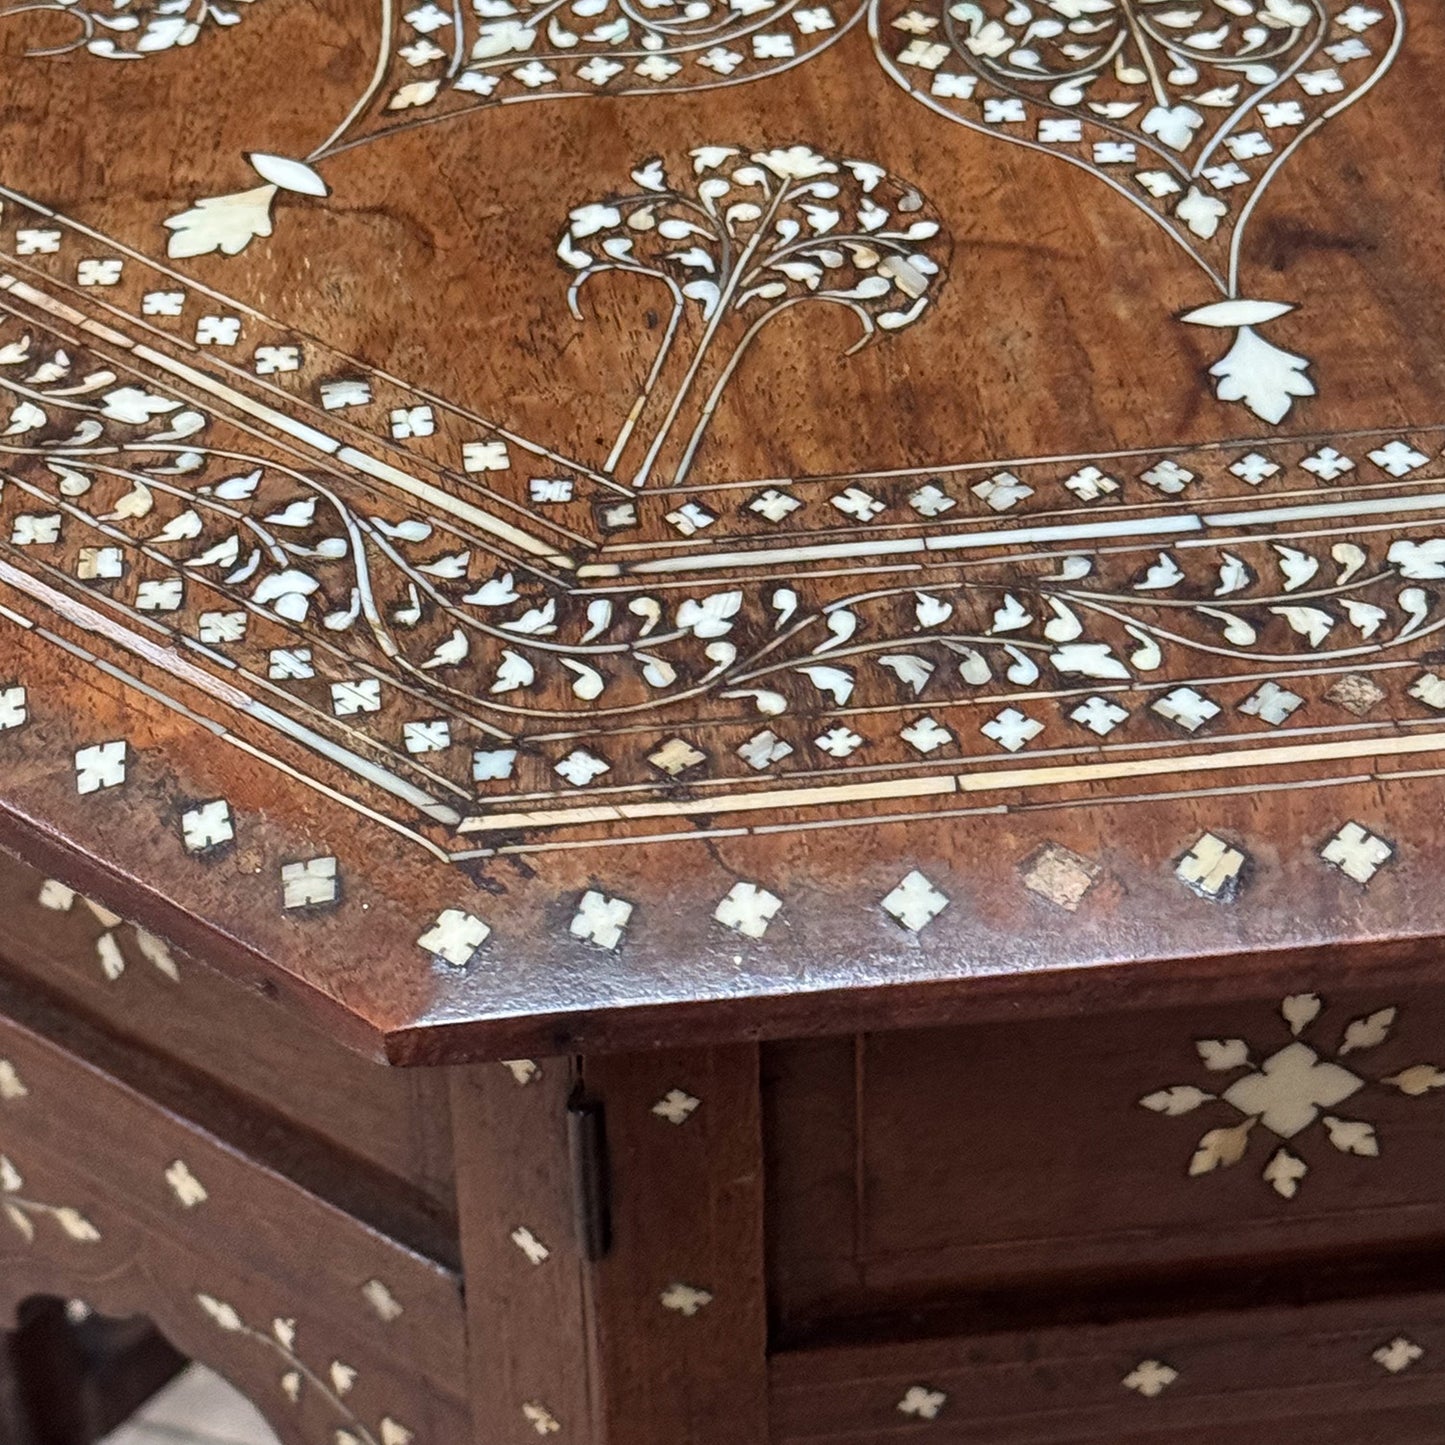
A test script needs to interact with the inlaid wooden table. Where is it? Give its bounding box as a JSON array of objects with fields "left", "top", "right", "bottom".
[{"left": 1, "top": 1, "right": 1444, "bottom": 1441}]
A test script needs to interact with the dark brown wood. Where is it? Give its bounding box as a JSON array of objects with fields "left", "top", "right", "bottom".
[
  {"left": 586, "top": 1045, "right": 769, "bottom": 1445},
  {"left": 451, "top": 1057, "right": 601, "bottom": 1445}
]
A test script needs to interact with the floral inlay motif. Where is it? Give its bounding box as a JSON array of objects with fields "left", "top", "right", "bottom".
[
  {"left": 1140, "top": 993, "right": 1445, "bottom": 1198},
  {"left": 197, "top": 1294, "right": 415, "bottom": 1445},
  {"left": 1, "top": 1154, "right": 102, "bottom": 1244},
  {"left": 872, "top": 0, "right": 1404, "bottom": 421}
]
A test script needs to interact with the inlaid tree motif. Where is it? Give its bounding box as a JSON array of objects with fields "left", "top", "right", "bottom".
[
  {"left": 49, "top": 0, "right": 867, "bottom": 256},
  {"left": 557, "top": 145, "right": 948, "bottom": 486},
  {"left": 871, "top": 0, "right": 1404, "bottom": 421},
  {"left": 1139, "top": 993, "right": 1445, "bottom": 1199}
]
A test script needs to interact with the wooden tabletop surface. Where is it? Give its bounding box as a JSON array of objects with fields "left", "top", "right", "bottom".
[{"left": 0, "top": 0, "right": 1442, "bottom": 1063}]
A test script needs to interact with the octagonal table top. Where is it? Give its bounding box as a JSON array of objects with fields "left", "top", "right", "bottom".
[{"left": 0, "top": 0, "right": 1442, "bottom": 1061}]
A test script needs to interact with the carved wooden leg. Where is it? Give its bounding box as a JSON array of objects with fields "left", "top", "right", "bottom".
[{"left": 2, "top": 1299, "right": 90, "bottom": 1445}]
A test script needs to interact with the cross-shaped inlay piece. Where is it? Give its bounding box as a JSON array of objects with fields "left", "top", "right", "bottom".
[
  {"left": 180, "top": 799, "right": 234, "bottom": 854},
  {"left": 502, "top": 1060, "right": 541, "bottom": 1086},
  {"left": 511, "top": 1227, "right": 551, "bottom": 1266},
  {"left": 661, "top": 1283, "right": 714, "bottom": 1317},
  {"left": 1221, "top": 1042, "right": 1364, "bottom": 1139},
  {"left": 1176, "top": 832, "right": 1249, "bottom": 902},
  {"left": 714, "top": 881, "right": 782, "bottom": 939},
  {"left": 881, "top": 870, "right": 949, "bottom": 933},
  {"left": 0, "top": 685, "right": 26, "bottom": 730},
  {"left": 522, "top": 1402, "right": 561, "bottom": 1436},
  {"left": 75, "top": 741, "right": 127, "bottom": 795},
  {"left": 652, "top": 1090, "right": 701, "bottom": 1126},
  {"left": 1321, "top": 822, "right": 1394, "bottom": 884},
  {"left": 280, "top": 857, "right": 339, "bottom": 910},
  {"left": 417, "top": 909, "right": 491, "bottom": 967},
  {"left": 1123, "top": 1360, "right": 1179, "bottom": 1398},
  {"left": 1372, "top": 1337, "right": 1424, "bottom": 1374},
  {"left": 164, "top": 1160, "right": 208, "bottom": 1209},
  {"left": 570, "top": 891, "right": 633, "bottom": 950},
  {"left": 1070, "top": 694, "right": 1128, "bottom": 736},
  {"left": 897, "top": 1385, "right": 947, "bottom": 1420}
]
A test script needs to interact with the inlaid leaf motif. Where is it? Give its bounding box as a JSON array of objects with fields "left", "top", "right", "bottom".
[
  {"left": 1383, "top": 1065, "right": 1445, "bottom": 1097},
  {"left": 1196, "top": 1038, "right": 1250, "bottom": 1071},
  {"left": 1281, "top": 993, "right": 1323, "bottom": 1036},
  {"left": 54, "top": 1206, "right": 101, "bottom": 1242},
  {"left": 1321, "top": 1116, "right": 1379, "bottom": 1156},
  {"left": 3, "top": 1202, "right": 34, "bottom": 1242},
  {"left": 0, "top": 1060, "right": 28, "bottom": 1101},
  {"left": 1262, "top": 1147, "right": 1308, "bottom": 1198},
  {"left": 1188, "top": 1117, "right": 1254, "bottom": 1176},
  {"left": 1139, "top": 1085, "right": 1215, "bottom": 1116},
  {"left": 1339, "top": 1007, "right": 1396, "bottom": 1055}
]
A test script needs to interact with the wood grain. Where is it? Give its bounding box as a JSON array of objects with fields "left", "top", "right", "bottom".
[{"left": 0, "top": 0, "right": 1439, "bottom": 1061}]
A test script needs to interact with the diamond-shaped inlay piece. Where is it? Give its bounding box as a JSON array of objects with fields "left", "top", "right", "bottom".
[
  {"left": 1373, "top": 1337, "right": 1424, "bottom": 1374},
  {"left": 1063, "top": 464, "right": 1119, "bottom": 500},
  {"left": 1221, "top": 1042, "right": 1364, "bottom": 1139},
  {"left": 649, "top": 737, "right": 706, "bottom": 776},
  {"left": 981, "top": 707, "right": 1043, "bottom": 752},
  {"left": 1123, "top": 1360, "right": 1179, "bottom": 1398},
  {"left": 815, "top": 725, "right": 864, "bottom": 758},
  {"left": 1326, "top": 673, "right": 1386, "bottom": 716},
  {"left": 1229, "top": 450, "right": 1279, "bottom": 485},
  {"left": 831, "top": 486, "right": 884, "bottom": 520},
  {"left": 1152, "top": 687, "right": 1220, "bottom": 732},
  {"left": 897, "top": 1385, "right": 947, "bottom": 1420},
  {"left": 281, "top": 857, "right": 339, "bottom": 910},
  {"left": 1140, "top": 459, "right": 1194, "bottom": 494},
  {"left": 1070, "top": 694, "right": 1128, "bottom": 736},
  {"left": 1301, "top": 445, "right": 1354, "bottom": 480},
  {"left": 1321, "top": 822, "right": 1393, "bottom": 884},
  {"left": 972, "top": 470, "right": 1033, "bottom": 511},
  {"left": 749, "top": 488, "right": 801, "bottom": 522},
  {"left": 555, "top": 748, "right": 609, "bottom": 786},
  {"left": 882, "top": 870, "right": 949, "bottom": 932},
  {"left": 652, "top": 1089, "right": 700, "bottom": 1126},
  {"left": 571, "top": 890, "right": 633, "bottom": 950},
  {"left": 714, "top": 881, "right": 782, "bottom": 940},
  {"left": 1177, "top": 833, "right": 1248, "bottom": 902},
  {"left": 417, "top": 909, "right": 491, "bottom": 967},
  {"left": 1020, "top": 842, "right": 1101, "bottom": 912},
  {"left": 738, "top": 729, "right": 792, "bottom": 771},
  {"left": 1240, "top": 681, "right": 1303, "bottom": 726},
  {"left": 909, "top": 482, "right": 954, "bottom": 516},
  {"left": 901, "top": 715, "right": 953, "bottom": 754},
  {"left": 1369, "top": 440, "right": 1428, "bottom": 476},
  {"left": 661, "top": 1283, "right": 713, "bottom": 1317}
]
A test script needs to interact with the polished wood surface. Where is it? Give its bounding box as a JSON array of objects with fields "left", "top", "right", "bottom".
[{"left": 1, "top": 0, "right": 1443, "bottom": 1062}]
